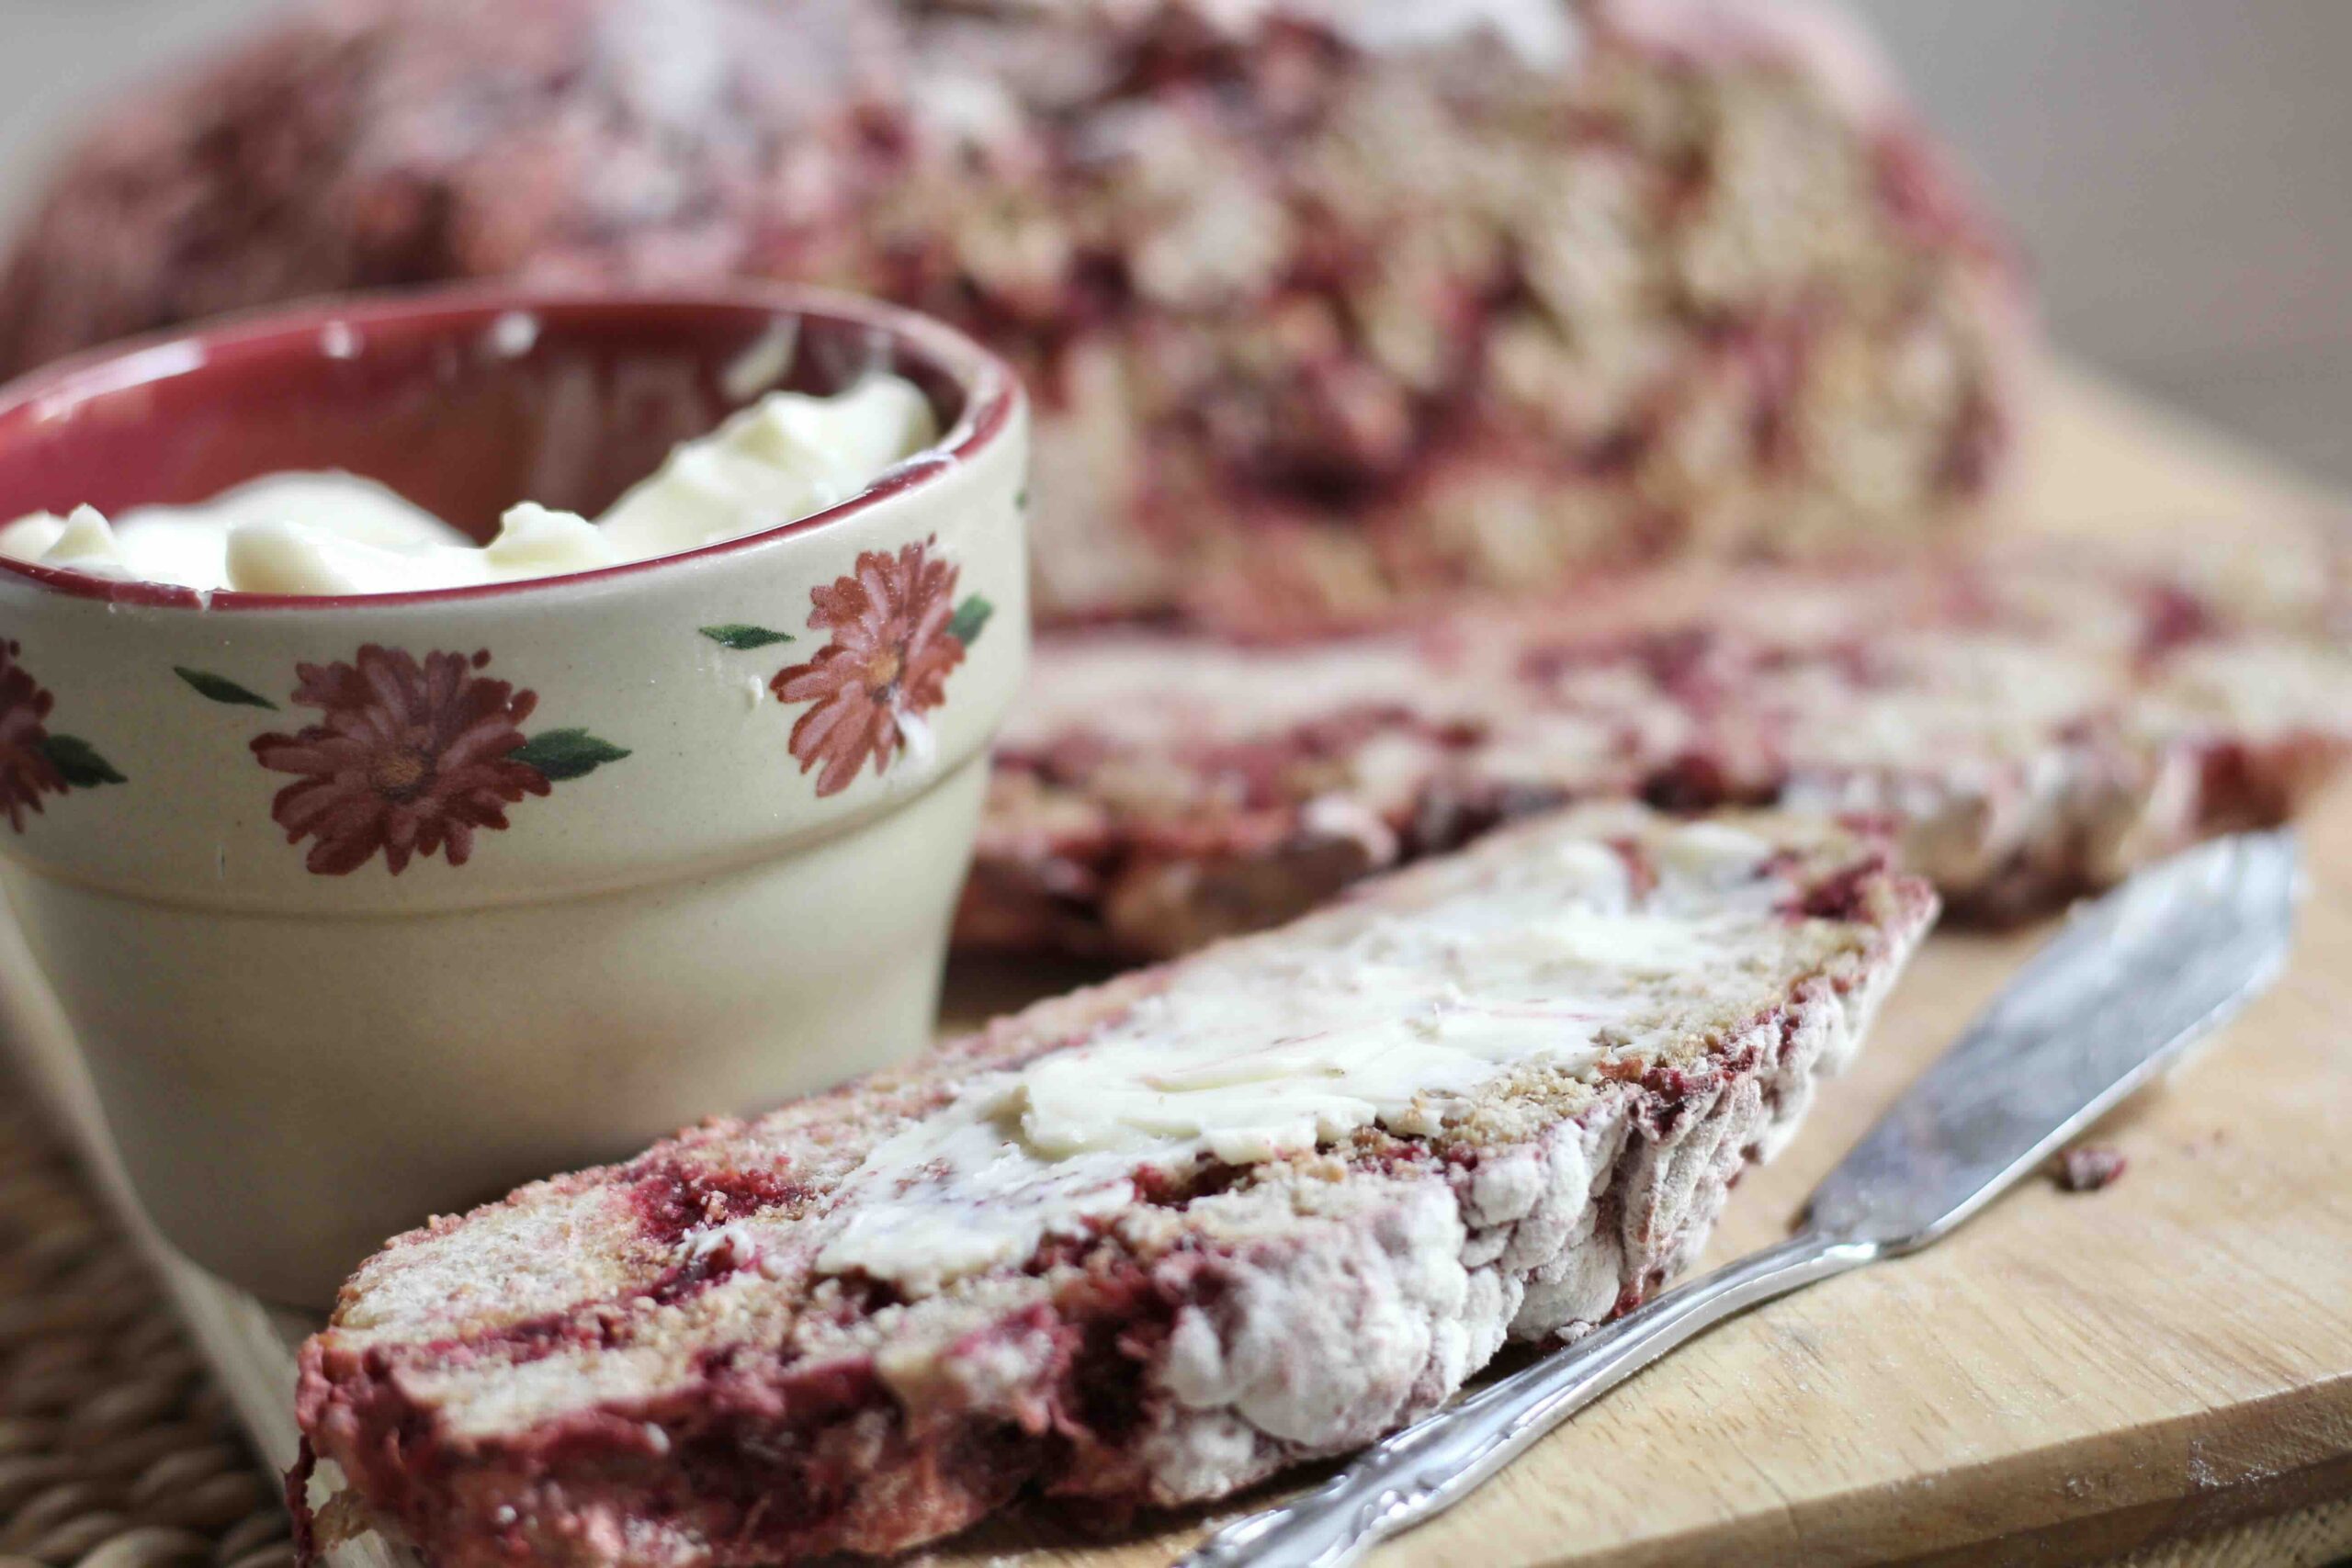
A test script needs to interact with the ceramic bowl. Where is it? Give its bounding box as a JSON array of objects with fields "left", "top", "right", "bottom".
[{"left": 0, "top": 288, "right": 1029, "bottom": 1305}]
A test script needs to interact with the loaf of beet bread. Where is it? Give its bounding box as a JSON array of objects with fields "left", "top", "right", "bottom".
[{"left": 0, "top": 0, "right": 2021, "bottom": 632}]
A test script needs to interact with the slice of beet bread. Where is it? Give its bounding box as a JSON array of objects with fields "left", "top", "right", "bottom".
[
  {"left": 965, "top": 538, "right": 2352, "bottom": 959},
  {"left": 297, "top": 805, "right": 1933, "bottom": 1566}
]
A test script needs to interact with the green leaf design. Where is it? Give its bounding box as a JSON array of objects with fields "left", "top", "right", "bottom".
[
  {"left": 946, "top": 593, "right": 994, "bottom": 648},
  {"left": 512, "top": 728, "right": 631, "bottom": 783},
  {"left": 173, "top": 666, "right": 277, "bottom": 709},
  {"left": 700, "top": 624, "right": 795, "bottom": 651},
  {"left": 41, "top": 735, "right": 124, "bottom": 788}
]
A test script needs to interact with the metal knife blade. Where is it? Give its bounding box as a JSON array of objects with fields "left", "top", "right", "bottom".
[
  {"left": 1176, "top": 829, "right": 2302, "bottom": 1568},
  {"left": 1804, "top": 828, "right": 2301, "bottom": 1249}
]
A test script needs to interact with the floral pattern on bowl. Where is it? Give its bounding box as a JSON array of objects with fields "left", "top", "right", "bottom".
[
  {"left": 0, "top": 638, "right": 123, "bottom": 829},
  {"left": 706, "top": 536, "right": 995, "bottom": 798},
  {"left": 181, "top": 644, "right": 629, "bottom": 875}
]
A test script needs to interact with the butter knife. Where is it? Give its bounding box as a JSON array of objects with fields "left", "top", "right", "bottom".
[{"left": 1179, "top": 829, "right": 2301, "bottom": 1568}]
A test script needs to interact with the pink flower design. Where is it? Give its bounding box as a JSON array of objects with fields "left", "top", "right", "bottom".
[
  {"left": 251, "top": 646, "right": 550, "bottom": 875},
  {"left": 0, "top": 639, "right": 64, "bottom": 831},
  {"left": 771, "top": 539, "right": 974, "bottom": 796}
]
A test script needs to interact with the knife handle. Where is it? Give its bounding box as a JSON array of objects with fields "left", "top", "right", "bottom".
[{"left": 1176, "top": 1231, "right": 1881, "bottom": 1568}]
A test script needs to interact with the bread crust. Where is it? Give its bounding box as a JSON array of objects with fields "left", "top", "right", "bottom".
[{"left": 298, "top": 807, "right": 1932, "bottom": 1566}]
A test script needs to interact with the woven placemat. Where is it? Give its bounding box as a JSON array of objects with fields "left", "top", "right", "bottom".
[
  {"left": 2102, "top": 1499, "right": 2352, "bottom": 1568},
  {"left": 0, "top": 1081, "right": 289, "bottom": 1568}
]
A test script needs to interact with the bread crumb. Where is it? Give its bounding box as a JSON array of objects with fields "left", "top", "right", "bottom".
[{"left": 2054, "top": 1145, "right": 2127, "bottom": 1192}]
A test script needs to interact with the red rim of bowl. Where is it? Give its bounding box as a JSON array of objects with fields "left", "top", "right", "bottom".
[{"left": 0, "top": 283, "right": 1023, "bottom": 614}]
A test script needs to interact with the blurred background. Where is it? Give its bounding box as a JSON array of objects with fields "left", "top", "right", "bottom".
[{"left": 3, "top": 0, "right": 2346, "bottom": 484}]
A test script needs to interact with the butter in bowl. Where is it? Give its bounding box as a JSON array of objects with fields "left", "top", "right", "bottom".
[{"left": 0, "top": 288, "right": 1029, "bottom": 1306}]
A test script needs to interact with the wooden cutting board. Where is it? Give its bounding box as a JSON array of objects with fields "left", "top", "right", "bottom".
[{"left": 17, "top": 364, "right": 2352, "bottom": 1568}]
